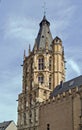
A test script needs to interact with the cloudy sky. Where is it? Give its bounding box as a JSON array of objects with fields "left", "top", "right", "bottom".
[{"left": 0, "top": 0, "right": 82, "bottom": 124}]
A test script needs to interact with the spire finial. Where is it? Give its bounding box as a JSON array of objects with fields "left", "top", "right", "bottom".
[
  {"left": 24, "top": 50, "right": 26, "bottom": 59},
  {"left": 28, "top": 44, "right": 31, "bottom": 54},
  {"left": 43, "top": 1, "right": 47, "bottom": 16},
  {"left": 29, "top": 44, "right": 31, "bottom": 51}
]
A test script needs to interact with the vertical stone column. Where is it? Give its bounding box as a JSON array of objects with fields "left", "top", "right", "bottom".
[{"left": 52, "top": 37, "right": 65, "bottom": 89}]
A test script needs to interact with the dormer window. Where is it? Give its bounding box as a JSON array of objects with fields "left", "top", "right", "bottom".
[{"left": 38, "top": 56, "right": 44, "bottom": 70}]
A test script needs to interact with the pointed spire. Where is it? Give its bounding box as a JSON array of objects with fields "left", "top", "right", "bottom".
[
  {"left": 43, "top": 15, "right": 46, "bottom": 20},
  {"left": 29, "top": 44, "right": 31, "bottom": 52},
  {"left": 40, "top": 15, "right": 50, "bottom": 27},
  {"left": 33, "top": 39, "right": 38, "bottom": 52},
  {"left": 23, "top": 50, "right": 26, "bottom": 60},
  {"left": 33, "top": 16, "right": 53, "bottom": 51},
  {"left": 28, "top": 44, "right": 31, "bottom": 55},
  {"left": 43, "top": 1, "right": 46, "bottom": 17}
]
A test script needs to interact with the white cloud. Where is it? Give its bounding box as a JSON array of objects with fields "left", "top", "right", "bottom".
[
  {"left": 51, "top": 4, "right": 76, "bottom": 39},
  {"left": 67, "top": 59, "right": 81, "bottom": 75},
  {"left": 4, "top": 16, "right": 38, "bottom": 42}
]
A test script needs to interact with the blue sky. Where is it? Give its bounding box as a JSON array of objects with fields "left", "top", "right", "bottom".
[{"left": 0, "top": 0, "right": 82, "bottom": 124}]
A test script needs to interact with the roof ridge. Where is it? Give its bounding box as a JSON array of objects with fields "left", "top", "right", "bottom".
[
  {"left": 51, "top": 75, "right": 82, "bottom": 97},
  {"left": 0, "top": 120, "right": 13, "bottom": 130}
]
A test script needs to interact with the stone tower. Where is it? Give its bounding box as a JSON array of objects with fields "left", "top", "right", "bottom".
[{"left": 17, "top": 15, "right": 65, "bottom": 130}]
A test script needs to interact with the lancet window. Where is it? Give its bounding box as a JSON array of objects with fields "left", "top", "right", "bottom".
[
  {"left": 38, "top": 56, "right": 44, "bottom": 70},
  {"left": 38, "top": 74, "right": 44, "bottom": 84}
]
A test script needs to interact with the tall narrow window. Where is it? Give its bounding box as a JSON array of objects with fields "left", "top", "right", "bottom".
[
  {"left": 49, "top": 57, "right": 52, "bottom": 71},
  {"left": 49, "top": 75, "right": 51, "bottom": 89},
  {"left": 34, "top": 109, "right": 38, "bottom": 122},
  {"left": 47, "top": 124, "right": 50, "bottom": 130},
  {"left": 38, "top": 74, "right": 44, "bottom": 84},
  {"left": 38, "top": 56, "right": 44, "bottom": 70},
  {"left": 23, "top": 112, "right": 26, "bottom": 125},
  {"left": 29, "top": 110, "right": 32, "bottom": 123}
]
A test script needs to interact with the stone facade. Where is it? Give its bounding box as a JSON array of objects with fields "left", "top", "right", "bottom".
[
  {"left": 39, "top": 87, "right": 82, "bottom": 130},
  {"left": 17, "top": 15, "right": 82, "bottom": 130},
  {"left": 17, "top": 16, "right": 65, "bottom": 130}
]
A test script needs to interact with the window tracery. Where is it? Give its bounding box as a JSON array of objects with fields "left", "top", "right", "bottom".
[
  {"left": 38, "top": 56, "right": 44, "bottom": 70},
  {"left": 38, "top": 74, "right": 44, "bottom": 84}
]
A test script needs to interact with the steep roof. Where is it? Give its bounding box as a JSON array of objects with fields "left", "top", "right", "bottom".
[
  {"left": 51, "top": 75, "right": 82, "bottom": 97},
  {"left": 0, "top": 121, "right": 12, "bottom": 130},
  {"left": 33, "top": 15, "right": 53, "bottom": 51},
  {"left": 53, "top": 36, "right": 62, "bottom": 42}
]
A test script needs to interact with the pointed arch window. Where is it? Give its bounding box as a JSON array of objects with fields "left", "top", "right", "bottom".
[
  {"left": 38, "top": 74, "right": 44, "bottom": 84},
  {"left": 49, "top": 75, "right": 52, "bottom": 89},
  {"left": 38, "top": 56, "right": 44, "bottom": 70},
  {"left": 49, "top": 57, "right": 52, "bottom": 71},
  {"left": 47, "top": 124, "right": 50, "bottom": 130}
]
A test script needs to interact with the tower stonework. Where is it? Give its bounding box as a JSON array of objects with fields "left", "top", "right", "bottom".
[
  {"left": 52, "top": 37, "right": 65, "bottom": 88},
  {"left": 17, "top": 16, "right": 65, "bottom": 130}
]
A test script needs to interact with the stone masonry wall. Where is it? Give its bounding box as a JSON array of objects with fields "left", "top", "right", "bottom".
[{"left": 39, "top": 91, "right": 81, "bottom": 130}]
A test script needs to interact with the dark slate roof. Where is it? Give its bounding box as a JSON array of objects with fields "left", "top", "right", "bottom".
[
  {"left": 0, "top": 121, "right": 12, "bottom": 130},
  {"left": 53, "top": 36, "right": 62, "bottom": 42},
  {"left": 33, "top": 15, "right": 53, "bottom": 51},
  {"left": 51, "top": 75, "right": 82, "bottom": 97}
]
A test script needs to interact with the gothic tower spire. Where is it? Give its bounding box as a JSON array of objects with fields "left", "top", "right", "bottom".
[
  {"left": 23, "top": 49, "right": 26, "bottom": 60},
  {"left": 33, "top": 15, "right": 53, "bottom": 52},
  {"left": 17, "top": 15, "right": 65, "bottom": 130}
]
